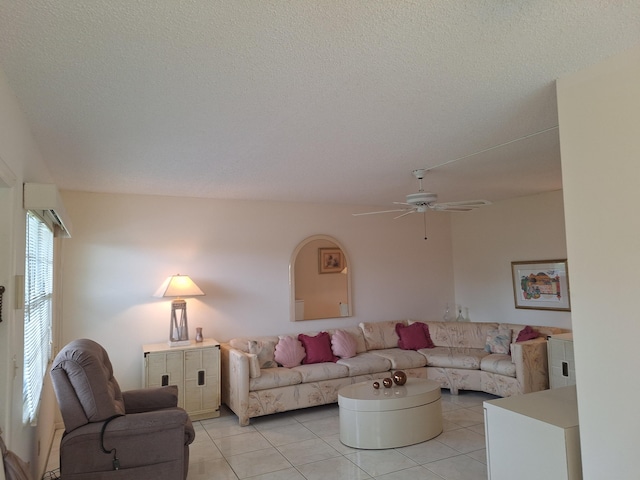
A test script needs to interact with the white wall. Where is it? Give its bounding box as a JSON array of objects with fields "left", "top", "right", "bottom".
[
  {"left": 60, "top": 191, "right": 455, "bottom": 390},
  {"left": 451, "top": 190, "right": 571, "bottom": 328},
  {"left": 557, "top": 45, "right": 640, "bottom": 479},
  {"left": 0, "top": 68, "right": 58, "bottom": 479}
]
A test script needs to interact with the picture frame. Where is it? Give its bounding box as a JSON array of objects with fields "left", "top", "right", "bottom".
[
  {"left": 511, "top": 259, "right": 571, "bottom": 311},
  {"left": 318, "top": 248, "right": 344, "bottom": 274}
]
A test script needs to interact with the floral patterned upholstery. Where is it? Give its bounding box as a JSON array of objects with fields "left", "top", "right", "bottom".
[
  {"left": 336, "top": 352, "right": 391, "bottom": 375},
  {"left": 421, "top": 347, "right": 489, "bottom": 369},
  {"left": 221, "top": 320, "right": 569, "bottom": 425},
  {"left": 249, "top": 367, "right": 302, "bottom": 391},
  {"left": 291, "top": 363, "right": 349, "bottom": 383},
  {"left": 480, "top": 354, "right": 517, "bottom": 377},
  {"left": 369, "top": 348, "right": 428, "bottom": 369},
  {"left": 359, "top": 320, "right": 407, "bottom": 350},
  {"left": 422, "top": 321, "right": 496, "bottom": 349}
]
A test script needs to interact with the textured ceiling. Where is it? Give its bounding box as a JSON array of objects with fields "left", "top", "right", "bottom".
[{"left": 0, "top": 1, "right": 639, "bottom": 208}]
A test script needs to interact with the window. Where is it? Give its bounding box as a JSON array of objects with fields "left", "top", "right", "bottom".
[{"left": 23, "top": 211, "right": 54, "bottom": 423}]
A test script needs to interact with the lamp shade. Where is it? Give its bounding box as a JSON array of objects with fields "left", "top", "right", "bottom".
[{"left": 154, "top": 274, "right": 205, "bottom": 298}]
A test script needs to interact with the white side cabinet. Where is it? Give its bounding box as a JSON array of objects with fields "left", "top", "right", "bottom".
[
  {"left": 484, "top": 386, "right": 582, "bottom": 480},
  {"left": 548, "top": 333, "right": 576, "bottom": 388},
  {"left": 143, "top": 338, "right": 220, "bottom": 420}
]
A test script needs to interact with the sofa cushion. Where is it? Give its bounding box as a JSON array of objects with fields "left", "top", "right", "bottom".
[
  {"left": 229, "top": 336, "right": 280, "bottom": 353},
  {"left": 247, "top": 353, "right": 261, "bottom": 378},
  {"left": 396, "top": 322, "right": 434, "bottom": 350},
  {"left": 331, "top": 329, "right": 358, "bottom": 358},
  {"left": 248, "top": 339, "right": 278, "bottom": 368},
  {"left": 423, "top": 321, "right": 498, "bottom": 349},
  {"left": 298, "top": 332, "right": 338, "bottom": 364},
  {"left": 485, "top": 328, "right": 512, "bottom": 354},
  {"left": 274, "top": 336, "right": 306, "bottom": 368},
  {"left": 290, "top": 363, "right": 350, "bottom": 382},
  {"left": 480, "top": 354, "right": 517, "bottom": 377},
  {"left": 369, "top": 348, "right": 427, "bottom": 369},
  {"left": 420, "top": 347, "right": 489, "bottom": 369},
  {"left": 249, "top": 367, "right": 302, "bottom": 391},
  {"left": 337, "top": 352, "right": 392, "bottom": 376},
  {"left": 359, "top": 320, "right": 407, "bottom": 350}
]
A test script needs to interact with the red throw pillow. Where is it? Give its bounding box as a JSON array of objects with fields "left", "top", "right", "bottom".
[
  {"left": 395, "top": 322, "right": 435, "bottom": 350},
  {"left": 298, "top": 332, "right": 339, "bottom": 364},
  {"left": 516, "top": 325, "right": 540, "bottom": 342}
]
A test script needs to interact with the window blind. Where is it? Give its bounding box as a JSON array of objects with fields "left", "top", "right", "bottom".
[{"left": 23, "top": 211, "right": 54, "bottom": 424}]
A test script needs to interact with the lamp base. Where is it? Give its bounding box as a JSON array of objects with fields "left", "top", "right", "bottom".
[{"left": 168, "top": 339, "right": 191, "bottom": 347}]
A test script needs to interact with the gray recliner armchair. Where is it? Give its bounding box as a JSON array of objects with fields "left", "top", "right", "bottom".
[{"left": 50, "top": 339, "right": 195, "bottom": 479}]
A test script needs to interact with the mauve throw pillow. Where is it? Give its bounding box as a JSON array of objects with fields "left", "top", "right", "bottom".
[
  {"left": 274, "top": 335, "right": 306, "bottom": 368},
  {"left": 395, "top": 322, "right": 435, "bottom": 350},
  {"left": 516, "top": 325, "right": 540, "bottom": 342},
  {"left": 331, "top": 329, "right": 357, "bottom": 358},
  {"left": 298, "top": 332, "right": 339, "bottom": 364}
]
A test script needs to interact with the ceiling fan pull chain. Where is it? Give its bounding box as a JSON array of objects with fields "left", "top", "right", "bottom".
[{"left": 423, "top": 213, "right": 428, "bottom": 240}]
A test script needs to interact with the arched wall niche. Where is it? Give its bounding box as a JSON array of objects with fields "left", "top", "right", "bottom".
[{"left": 289, "top": 234, "right": 352, "bottom": 321}]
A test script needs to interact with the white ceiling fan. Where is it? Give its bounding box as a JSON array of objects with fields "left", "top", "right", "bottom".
[
  {"left": 353, "top": 169, "right": 491, "bottom": 219},
  {"left": 353, "top": 169, "right": 491, "bottom": 238}
]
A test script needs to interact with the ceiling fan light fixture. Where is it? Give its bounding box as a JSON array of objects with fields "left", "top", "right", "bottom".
[{"left": 405, "top": 192, "right": 438, "bottom": 206}]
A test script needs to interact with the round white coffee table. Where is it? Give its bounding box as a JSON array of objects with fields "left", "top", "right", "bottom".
[{"left": 338, "top": 378, "right": 442, "bottom": 449}]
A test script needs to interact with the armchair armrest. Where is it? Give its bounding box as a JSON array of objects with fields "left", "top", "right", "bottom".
[
  {"left": 510, "top": 337, "right": 549, "bottom": 394},
  {"left": 123, "top": 385, "right": 178, "bottom": 413}
]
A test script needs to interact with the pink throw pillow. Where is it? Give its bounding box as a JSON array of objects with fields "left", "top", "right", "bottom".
[
  {"left": 331, "top": 329, "right": 357, "bottom": 358},
  {"left": 516, "top": 325, "right": 540, "bottom": 342},
  {"left": 298, "top": 332, "right": 339, "bottom": 364},
  {"left": 395, "top": 322, "right": 435, "bottom": 350},
  {"left": 274, "top": 336, "right": 306, "bottom": 368}
]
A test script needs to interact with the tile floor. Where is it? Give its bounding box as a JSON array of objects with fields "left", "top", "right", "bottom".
[{"left": 46, "top": 389, "right": 498, "bottom": 480}]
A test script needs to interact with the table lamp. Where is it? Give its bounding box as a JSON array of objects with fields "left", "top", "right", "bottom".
[{"left": 154, "top": 274, "right": 205, "bottom": 346}]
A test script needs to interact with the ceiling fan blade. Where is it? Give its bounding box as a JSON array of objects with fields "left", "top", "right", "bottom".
[
  {"left": 392, "top": 201, "right": 412, "bottom": 206},
  {"left": 438, "top": 199, "right": 491, "bottom": 207},
  {"left": 393, "top": 210, "right": 416, "bottom": 219},
  {"left": 430, "top": 199, "right": 491, "bottom": 212},
  {"left": 352, "top": 209, "right": 409, "bottom": 217}
]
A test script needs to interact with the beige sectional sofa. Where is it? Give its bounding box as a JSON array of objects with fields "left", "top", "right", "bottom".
[{"left": 221, "top": 320, "right": 568, "bottom": 425}]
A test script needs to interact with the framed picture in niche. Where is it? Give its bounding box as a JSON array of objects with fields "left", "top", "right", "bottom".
[
  {"left": 511, "top": 259, "right": 571, "bottom": 311},
  {"left": 318, "top": 248, "right": 344, "bottom": 274}
]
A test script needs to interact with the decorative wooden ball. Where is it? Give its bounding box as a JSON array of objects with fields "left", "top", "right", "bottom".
[
  {"left": 393, "top": 370, "right": 407, "bottom": 386},
  {"left": 382, "top": 378, "right": 393, "bottom": 388},
  {"left": 372, "top": 381, "right": 380, "bottom": 389}
]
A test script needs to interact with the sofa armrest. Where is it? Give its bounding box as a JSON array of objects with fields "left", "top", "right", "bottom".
[
  {"left": 510, "top": 337, "right": 549, "bottom": 394},
  {"left": 220, "top": 344, "right": 251, "bottom": 425},
  {"left": 123, "top": 385, "right": 178, "bottom": 413}
]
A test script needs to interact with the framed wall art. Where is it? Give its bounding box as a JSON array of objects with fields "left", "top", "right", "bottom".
[
  {"left": 511, "top": 259, "right": 571, "bottom": 311},
  {"left": 318, "top": 248, "right": 344, "bottom": 274}
]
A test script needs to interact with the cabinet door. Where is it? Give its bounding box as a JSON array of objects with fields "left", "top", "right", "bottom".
[
  {"left": 145, "top": 351, "right": 185, "bottom": 407},
  {"left": 549, "top": 339, "right": 576, "bottom": 388},
  {"left": 184, "top": 346, "right": 219, "bottom": 418}
]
